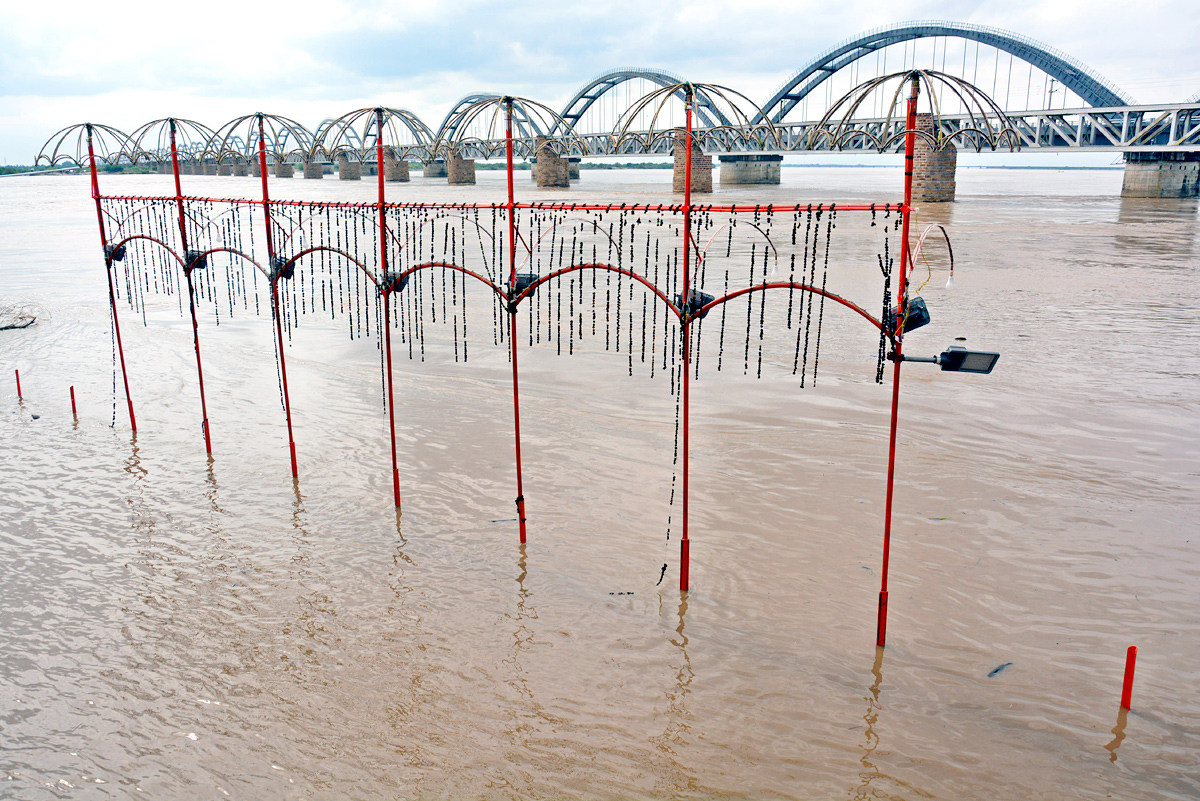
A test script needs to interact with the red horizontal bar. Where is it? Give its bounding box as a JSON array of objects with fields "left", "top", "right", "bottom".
[{"left": 99, "top": 194, "right": 906, "bottom": 216}]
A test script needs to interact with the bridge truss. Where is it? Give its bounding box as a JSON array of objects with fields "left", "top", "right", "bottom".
[{"left": 36, "top": 20, "right": 1199, "bottom": 168}]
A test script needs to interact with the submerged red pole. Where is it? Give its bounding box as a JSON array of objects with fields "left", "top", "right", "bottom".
[
  {"left": 171, "top": 120, "right": 214, "bottom": 456},
  {"left": 70, "top": 385, "right": 77, "bottom": 417},
  {"left": 258, "top": 115, "right": 299, "bottom": 479},
  {"left": 680, "top": 89, "right": 694, "bottom": 593},
  {"left": 505, "top": 98, "right": 528, "bottom": 544},
  {"left": 383, "top": 296, "right": 401, "bottom": 507},
  {"left": 14, "top": 369, "right": 21, "bottom": 399},
  {"left": 88, "top": 125, "right": 136, "bottom": 432},
  {"left": 876, "top": 74, "right": 920, "bottom": 648},
  {"left": 1121, "top": 646, "right": 1137, "bottom": 710},
  {"left": 377, "top": 109, "right": 402, "bottom": 509}
]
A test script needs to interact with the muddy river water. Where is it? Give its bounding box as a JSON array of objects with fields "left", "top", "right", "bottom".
[{"left": 1, "top": 166, "right": 1197, "bottom": 799}]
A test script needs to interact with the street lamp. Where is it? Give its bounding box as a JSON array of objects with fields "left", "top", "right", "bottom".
[{"left": 893, "top": 345, "right": 1000, "bottom": 374}]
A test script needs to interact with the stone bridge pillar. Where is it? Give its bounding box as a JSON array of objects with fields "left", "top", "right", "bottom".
[
  {"left": 1121, "top": 152, "right": 1199, "bottom": 197},
  {"left": 303, "top": 160, "right": 324, "bottom": 179},
  {"left": 217, "top": 163, "right": 232, "bottom": 176},
  {"left": 568, "top": 157, "right": 581, "bottom": 181},
  {"left": 534, "top": 137, "right": 569, "bottom": 188},
  {"left": 424, "top": 160, "right": 448, "bottom": 178},
  {"left": 338, "top": 155, "right": 362, "bottom": 180},
  {"left": 448, "top": 155, "right": 476, "bottom": 185},
  {"left": 274, "top": 161, "right": 294, "bottom": 178},
  {"left": 673, "top": 130, "right": 712, "bottom": 193},
  {"left": 911, "top": 114, "right": 957, "bottom": 202},
  {"left": 233, "top": 163, "right": 249, "bottom": 177},
  {"left": 719, "top": 154, "right": 782, "bottom": 185},
  {"left": 251, "top": 160, "right": 261, "bottom": 178},
  {"left": 385, "top": 155, "right": 410, "bottom": 182}
]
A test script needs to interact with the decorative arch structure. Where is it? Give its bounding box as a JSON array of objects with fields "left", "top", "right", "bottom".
[
  {"left": 435, "top": 94, "right": 548, "bottom": 143},
  {"left": 555, "top": 68, "right": 730, "bottom": 132},
  {"left": 759, "top": 21, "right": 1134, "bottom": 123}
]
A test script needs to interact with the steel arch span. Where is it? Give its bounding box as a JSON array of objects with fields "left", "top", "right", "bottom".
[
  {"left": 554, "top": 68, "right": 730, "bottom": 132},
  {"left": 759, "top": 20, "right": 1134, "bottom": 123}
]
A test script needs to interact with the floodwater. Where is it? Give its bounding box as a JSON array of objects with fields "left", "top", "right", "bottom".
[{"left": 1, "top": 166, "right": 1197, "bottom": 800}]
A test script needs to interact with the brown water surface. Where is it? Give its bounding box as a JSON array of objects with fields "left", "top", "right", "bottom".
[{"left": 1, "top": 167, "right": 1197, "bottom": 799}]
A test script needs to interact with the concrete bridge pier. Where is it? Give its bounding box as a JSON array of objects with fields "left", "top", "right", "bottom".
[
  {"left": 303, "top": 161, "right": 324, "bottom": 179},
  {"left": 233, "top": 163, "right": 248, "bottom": 177},
  {"left": 274, "top": 161, "right": 294, "bottom": 178},
  {"left": 385, "top": 156, "right": 410, "bottom": 182},
  {"left": 423, "top": 160, "right": 448, "bottom": 178},
  {"left": 1122, "top": 152, "right": 1199, "bottom": 197},
  {"left": 217, "top": 163, "right": 232, "bottom": 176},
  {"left": 568, "top": 157, "right": 581, "bottom": 181},
  {"left": 912, "top": 114, "right": 957, "bottom": 202},
  {"left": 448, "top": 155, "right": 476, "bottom": 185},
  {"left": 719, "top": 154, "right": 782, "bottom": 185},
  {"left": 338, "top": 155, "right": 362, "bottom": 180},
  {"left": 534, "top": 137, "right": 569, "bottom": 188},
  {"left": 673, "top": 130, "right": 712, "bottom": 193}
]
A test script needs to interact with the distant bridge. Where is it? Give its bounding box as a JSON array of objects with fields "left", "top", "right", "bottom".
[
  {"left": 449, "top": 103, "right": 1200, "bottom": 158},
  {"left": 37, "top": 20, "right": 1200, "bottom": 197}
]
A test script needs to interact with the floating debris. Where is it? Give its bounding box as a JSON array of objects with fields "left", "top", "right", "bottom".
[{"left": 0, "top": 303, "right": 41, "bottom": 330}]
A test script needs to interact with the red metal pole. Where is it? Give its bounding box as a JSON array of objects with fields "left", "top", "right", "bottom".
[
  {"left": 70, "top": 385, "right": 77, "bottom": 417},
  {"left": 680, "top": 90, "right": 694, "bottom": 592},
  {"left": 14, "top": 369, "right": 21, "bottom": 399},
  {"left": 383, "top": 295, "right": 401, "bottom": 507},
  {"left": 258, "top": 115, "right": 299, "bottom": 479},
  {"left": 171, "top": 121, "right": 214, "bottom": 456},
  {"left": 876, "top": 75, "right": 919, "bottom": 648},
  {"left": 378, "top": 109, "right": 402, "bottom": 509},
  {"left": 1121, "top": 646, "right": 1137, "bottom": 710},
  {"left": 88, "top": 125, "right": 137, "bottom": 432},
  {"left": 505, "top": 99, "right": 528, "bottom": 544}
]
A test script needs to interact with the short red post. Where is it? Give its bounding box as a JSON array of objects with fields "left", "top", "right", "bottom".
[
  {"left": 1121, "top": 645, "right": 1137, "bottom": 710},
  {"left": 14, "top": 369, "right": 21, "bottom": 399},
  {"left": 70, "top": 386, "right": 77, "bottom": 417}
]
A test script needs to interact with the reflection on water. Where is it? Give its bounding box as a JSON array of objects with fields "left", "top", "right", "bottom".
[
  {"left": 648, "top": 594, "right": 696, "bottom": 796},
  {"left": 852, "top": 648, "right": 932, "bottom": 801},
  {"left": 1105, "top": 706, "right": 1130, "bottom": 763},
  {"left": 1, "top": 168, "right": 1198, "bottom": 799},
  {"left": 1115, "top": 196, "right": 1199, "bottom": 258}
]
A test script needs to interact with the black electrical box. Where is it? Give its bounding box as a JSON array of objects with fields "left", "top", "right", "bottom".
[
  {"left": 185, "top": 249, "right": 207, "bottom": 271},
  {"left": 892, "top": 295, "right": 930, "bottom": 333},
  {"left": 675, "top": 290, "right": 715, "bottom": 319},
  {"left": 513, "top": 273, "right": 538, "bottom": 296}
]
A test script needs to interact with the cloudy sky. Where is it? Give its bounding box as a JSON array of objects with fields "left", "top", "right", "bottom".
[{"left": 2, "top": 0, "right": 1197, "bottom": 164}]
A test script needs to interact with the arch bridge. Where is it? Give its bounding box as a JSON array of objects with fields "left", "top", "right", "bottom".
[{"left": 40, "top": 21, "right": 1199, "bottom": 196}]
